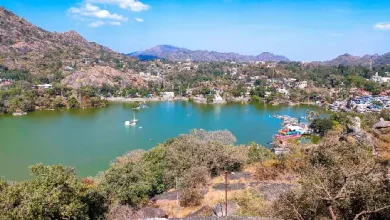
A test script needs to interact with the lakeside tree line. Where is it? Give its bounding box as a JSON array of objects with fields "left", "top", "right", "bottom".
[{"left": 1, "top": 62, "right": 390, "bottom": 114}]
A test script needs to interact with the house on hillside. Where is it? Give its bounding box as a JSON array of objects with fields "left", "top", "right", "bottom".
[
  {"left": 36, "top": 84, "right": 53, "bottom": 89},
  {"left": 162, "top": 92, "right": 175, "bottom": 99},
  {"left": 296, "top": 81, "right": 307, "bottom": 89},
  {"left": 371, "top": 72, "right": 390, "bottom": 84},
  {"left": 277, "top": 88, "right": 290, "bottom": 96}
]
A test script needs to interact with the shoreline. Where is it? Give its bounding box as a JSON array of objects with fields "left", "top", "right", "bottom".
[
  {"left": 106, "top": 97, "right": 320, "bottom": 107},
  {"left": 106, "top": 97, "right": 189, "bottom": 102}
]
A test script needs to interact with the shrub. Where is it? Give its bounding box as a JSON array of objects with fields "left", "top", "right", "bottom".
[
  {"left": 273, "top": 133, "right": 390, "bottom": 220},
  {"left": 67, "top": 96, "right": 80, "bottom": 108},
  {"left": 309, "top": 118, "right": 334, "bottom": 136},
  {"left": 255, "top": 160, "right": 281, "bottom": 181},
  {"left": 231, "top": 189, "right": 270, "bottom": 217},
  {"left": 0, "top": 164, "right": 100, "bottom": 219},
  {"left": 99, "top": 150, "right": 155, "bottom": 208},
  {"left": 179, "top": 187, "right": 204, "bottom": 207},
  {"left": 247, "top": 142, "right": 275, "bottom": 164}
]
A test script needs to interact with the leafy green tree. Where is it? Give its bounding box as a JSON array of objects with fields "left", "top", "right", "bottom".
[
  {"left": 99, "top": 150, "right": 155, "bottom": 208},
  {"left": 309, "top": 118, "right": 334, "bottom": 136},
  {"left": 67, "top": 96, "right": 80, "bottom": 109},
  {"left": 250, "top": 95, "right": 261, "bottom": 103},
  {"left": 0, "top": 164, "right": 94, "bottom": 220}
]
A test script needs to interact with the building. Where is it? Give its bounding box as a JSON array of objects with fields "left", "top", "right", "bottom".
[
  {"left": 277, "top": 88, "right": 290, "bottom": 96},
  {"left": 371, "top": 72, "right": 390, "bottom": 84},
  {"left": 36, "top": 84, "right": 53, "bottom": 89},
  {"left": 64, "top": 66, "right": 74, "bottom": 71},
  {"left": 162, "top": 92, "right": 175, "bottom": 99},
  {"left": 214, "top": 92, "right": 224, "bottom": 103},
  {"left": 296, "top": 81, "right": 307, "bottom": 89}
]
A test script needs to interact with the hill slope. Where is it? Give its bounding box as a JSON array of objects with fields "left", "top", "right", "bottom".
[
  {"left": 0, "top": 7, "right": 135, "bottom": 76},
  {"left": 323, "top": 53, "right": 390, "bottom": 66},
  {"left": 130, "top": 45, "right": 290, "bottom": 62}
]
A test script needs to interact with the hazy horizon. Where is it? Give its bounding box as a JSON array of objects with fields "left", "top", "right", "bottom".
[{"left": 2, "top": 0, "right": 390, "bottom": 61}]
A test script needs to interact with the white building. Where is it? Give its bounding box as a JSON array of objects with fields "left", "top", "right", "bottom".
[
  {"left": 277, "top": 88, "right": 290, "bottom": 96},
  {"left": 372, "top": 72, "right": 390, "bottom": 84},
  {"left": 214, "top": 92, "right": 224, "bottom": 103},
  {"left": 37, "top": 84, "right": 53, "bottom": 89},
  {"left": 162, "top": 92, "right": 175, "bottom": 99},
  {"left": 296, "top": 81, "right": 308, "bottom": 89}
]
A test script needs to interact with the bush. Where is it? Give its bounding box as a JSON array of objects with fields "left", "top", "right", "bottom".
[
  {"left": 250, "top": 95, "right": 260, "bottom": 103},
  {"left": 273, "top": 133, "right": 390, "bottom": 220},
  {"left": 99, "top": 150, "right": 155, "bottom": 208},
  {"left": 247, "top": 142, "right": 275, "bottom": 164},
  {"left": 180, "top": 188, "right": 204, "bottom": 207},
  {"left": 309, "top": 118, "right": 334, "bottom": 136},
  {"left": 0, "top": 164, "right": 101, "bottom": 219},
  {"left": 231, "top": 189, "right": 270, "bottom": 217},
  {"left": 67, "top": 96, "right": 80, "bottom": 108},
  {"left": 255, "top": 160, "right": 281, "bottom": 181}
]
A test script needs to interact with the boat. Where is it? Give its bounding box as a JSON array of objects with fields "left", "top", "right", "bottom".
[
  {"left": 140, "top": 102, "right": 148, "bottom": 109},
  {"left": 125, "top": 113, "right": 138, "bottom": 126},
  {"left": 275, "top": 133, "right": 302, "bottom": 140},
  {"left": 124, "top": 121, "right": 136, "bottom": 126}
]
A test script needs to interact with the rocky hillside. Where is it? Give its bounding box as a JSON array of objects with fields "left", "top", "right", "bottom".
[
  {"left": 130, "top": 45, "right": 290, "bottom": 62},
  {"left": 0, "top": 7, "right": 136, "bottom": 77},
  {"left": 323, "top": 53, "right": 390, "bottom": 66}
]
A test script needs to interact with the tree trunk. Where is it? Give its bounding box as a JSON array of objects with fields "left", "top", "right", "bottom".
[{"left": 328, "top": 204, "right": 337, "bottom": 220}]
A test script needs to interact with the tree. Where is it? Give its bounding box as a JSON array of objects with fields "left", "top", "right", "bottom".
[
  {"left": 67, "top": 96, "right": 80, "bottom": 109},
  {"left": 250, "top": 95, "right": 261, "bottom": 103},
  {"left": 99, "top": 150, "right": 155, "bottom": 208},
  {"left": 0, "top": 164, "right": 100, "bottom": 219},
  {"left": 274, "top": 131, "right": 390, "bottom": 220},
  {"left": 309, "top": 118, "right": 334, "bottom": 136}
]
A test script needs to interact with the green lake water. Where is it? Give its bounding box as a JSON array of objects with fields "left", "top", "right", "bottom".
[{"left": 0, "top": 101, "right": 321, "bottom": 181}]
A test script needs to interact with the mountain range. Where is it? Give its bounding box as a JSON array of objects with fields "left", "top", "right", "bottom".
[
  {"left": 0, "top": 6, "right": 134, "bottom": 76},
  {"left": 0, "top": 5, "right": 389, "bottom": 78},
  {"left": 322, "top": 53, "right": 390, "bottom": 66},
  {"left": 129, "top": 45, "right": 290, "bottom": 62},
  {"left": 130, "top": 45, "right": 390, "bottom": 66}
]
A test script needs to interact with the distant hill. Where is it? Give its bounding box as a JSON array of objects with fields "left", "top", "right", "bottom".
[
  {"left": 0, "top": 6, "right": 135, "bottom": 76},
  {"left": 322, "top": 53, "right": 390, "bottom": 66},
  {"left": 129, "top": 45, "right": 290, "bottom": 62}
]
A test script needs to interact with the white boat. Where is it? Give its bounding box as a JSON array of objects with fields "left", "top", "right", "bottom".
[
  {"left": 124, "top": 121, "right": 136, "bottom": 126},
  {"left": 125, "top": 113, "right": 138, "bottom": 126}
]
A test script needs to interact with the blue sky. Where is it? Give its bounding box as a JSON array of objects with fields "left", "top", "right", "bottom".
[{"left": 2, "top": 0, "right": 390, "bottom": 61}]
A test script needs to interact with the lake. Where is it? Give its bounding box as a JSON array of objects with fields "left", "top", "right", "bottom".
[{"left": 0, "top": 101, "right": 321, "bottom": 181}]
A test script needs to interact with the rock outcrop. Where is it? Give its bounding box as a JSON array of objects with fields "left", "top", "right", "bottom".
[{"left": 373, "top": 118, "right": 390, "bottom": 129}]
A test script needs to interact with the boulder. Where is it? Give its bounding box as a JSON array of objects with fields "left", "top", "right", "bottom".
[
  {"left": 212, "top": 202, "right": 239, "bottom": 216},
  {"left": 186, "top": 205, "right": 214, "bottom": 217},
  {"left": 373, "top": 118, "right": 390, "bottom": 129},
  {"left": 347, "top": 116, "right": 362, "bottom": 134},
  {"left": 136, "top": 207, "right": 168, "bottom": 219}
]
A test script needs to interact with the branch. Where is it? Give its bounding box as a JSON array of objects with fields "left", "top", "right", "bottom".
[
  {"left": 288, "top": 201, "right": 305, "bottom": 220},
  {"left": 353, "top": 205, "right": 390, "bottom": 220}
]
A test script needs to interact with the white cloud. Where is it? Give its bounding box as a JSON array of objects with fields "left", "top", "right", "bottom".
[
  {"left": 88, "top": 20, "right": 122, "bottom": 27},
  {"left": 88, "top": 20, "right": 105, "bottom": 27},
  {"left": 68, "top": 3, "right": 128, "bottom": 21},
  {"left": 108, "top": 21, "right": 121, "bottom": 26},
  {"left": 88, "top": 0, "right": 150, "bottom": 12},
  {"left": 134, "top": 17, "right": 144, "bottom": 22},
  {"left": 374, "top": 22, "right": 390, "bottom": 30}
]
